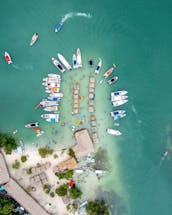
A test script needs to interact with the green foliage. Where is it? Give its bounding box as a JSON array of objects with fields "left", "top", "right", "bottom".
[
  {"left": 67, "top": 203, "right": 78, "bottom": 213},
  {"left": 0, "top": 196, "right": 14, "bottom": 215},
  {"left": 69, "top": 186, "right": 82, "bottom": 199},
  {"left": 25, "top": 186, "right": 33, "bottom": 193},
  {"left": 0, "top": 133, "right": 17, "bottom": 154},
  {"left": 27, "top": 167, "right": 32, "bottom": 175},
  {"left": 55, "top": 184, "right": 68, "bottom": 196},
  {"left": 43, "top": 184, "right": 50, "bottom": 194},
  {"left": 12, "top": 160, "right": 20, "bottom": 169},
  {"left": 38, "top": 147, "right": 54, "bottom": 158},
  {"left": 50, "top": 192, "right": 55, "bottom": 198},
  {"left": 68, "top": 148, "right": 75, "bottom": 158},
  {"left": 55, "top": 170, "right": 74, "bottom": 180},
  {"left": 86, "top": 200, "right": 110, "bottom": 215},
  {"left": 21, "top": 155, "right": 27, "bottom": 162}
]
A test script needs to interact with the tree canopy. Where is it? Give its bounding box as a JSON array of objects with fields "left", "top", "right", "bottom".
[
  {"left": 0, "top": 133, "right": 17, "bottom": 154},
  {"left": 69, "top": 186, "right": 82, "bottom": 199},
  {"left": 55, "top": 170, "right": 74, "bottom": 180},
  {"left": 55, "top": 184, "right": 68, "bottom": 196},
  {"left": 86, "top": 200, "right": 110, "bottom": 215},
  {"left": 38, "top": 147, "right": 54, "bottom": 158}
]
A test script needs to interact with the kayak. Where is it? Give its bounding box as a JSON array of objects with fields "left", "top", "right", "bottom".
[{"left": 5, "top": 52, "right": 12, "bottom": 64}]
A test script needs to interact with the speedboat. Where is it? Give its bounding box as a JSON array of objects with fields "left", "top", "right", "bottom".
[
  {"left": 88, "top": 57, "right": 93, "bottom": 66},
  {"left": 5, "top": 52, "right": 12, "bottom": 64},
  {"left": 57, "top": 53, "right": 72, "bottom": 70},
  {"left": 95, "top": 58, "right": 102, "bottom": 74},
  {"left": 42, "top": 82, "right": 60, "bottom": 87},
  {"left": 113, "top": 113, "right": 126, "bottom": 120},
  {"left": 73, "top": 54, "right": 77, "bottom": 69},
  {"left": 40, "top": 100, "right": 59, "bottom": 107},
  {"left": 30, "top": 33, "right": 38, "bottom": 46},
  {"left": 111, "top": 110, "right": 126, "bottom": 117},
  {"left": 41, "top": 114, "right": 59, "bottom": 119},
  {"left": 46, "top": 118, "right": 59, "bottom": 123},
  {"left": 111, "top": 91, "right": 128, "bottom": 97},
  {"left": 76, "top": 48, "right": 82, "bottom": 68},
  {"left": 43, "top": 77, "right": 61, "bottom": 82},
  {"left": 111, "top": 95, "right": 128, "bottom": 102},
  {"left": 48, "top": 73, "right": 60, "bottom": 78},
  {"left": 45, "top": 87, "right": 60, "bottom": 93},
  {"left": 48, "top": 97, "right": 61, "bottom": 101},
  {"left": 106, "top": 128, "right": 122, "bottom": 136},
  {"left": 103, "top": 64, "right": 116, "bottom": 78},
  {"left": 49, "top": 93, "right": 63, "bottom": 98},
  {"left": 25, "top": 122, "right": 39, "bottom": 128},
  {"left": 55, "top": 20, "right": 63, "bottom": 32},
  {"left": 52, "top": 57, "right": 65, "bottom": 73},
  {"left": 108, "top": 76, "right": 118, "bottom": 85},
  {"left": 44, "top": 106, "right": 58, "bottom": 112},
  {"left": 112, "top": 99, "right": 128, "bottom": 107}
]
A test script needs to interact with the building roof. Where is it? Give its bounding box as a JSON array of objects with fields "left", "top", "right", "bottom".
[
  {"left": 0, "top": 153, "right": 10, "bottom": 185},
  {"left": 57, "top": 158, "right": 77, "bottom": 171},
  {"left": 73, "top": 129, "right": 94, "bottom": 158},
  {"left": 89, "top": 77, "right": 95, "bottom": 83}
]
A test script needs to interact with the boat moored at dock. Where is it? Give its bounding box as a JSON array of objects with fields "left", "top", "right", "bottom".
[
  {"left": 41, "top": 114, "right": 59, "bottom": 119},
  {"left": 110, "top": 110, "right": 126, "bottom": 117},
  {"left": 76, "top": 48, "right": 82, "bottom": 68},
  {"left": 108, "top": 76, "right": 118, "bottom": 85},
  {"left": 95, "top": 58, "right": 102, "bottom": 74},
  {"left": 52, "top": 57, "right": 65, "bottom": 73},
  {"left": 57, "top": 53, "right": 72, "bottom": 70},
  {"left": 106, "top": 128, "right": 122, "bottom": 136},
  {"left": 113, "top": 113, "right": 126, "bottom": 120},
  {"left": 49, "top": 93, "right": 63, "bottom": 98},
  {"left": 103, "top": 64, "right": 116, "bottom": 78},
  {"left": 111, "top": 95, "right": 128, "bottom": 101},
  {"left": 73, "top": 54, "right": 77, "bottom": 69},
  {"left": 43, "top": 106, "right": 58, "bottom": 112},
  {"left": 25, "top": 122, "right": 39, "bottom": 128},
  {"left": 40, "top": 100, "right": 59, "bottom": 107},
  {"left": 111, "top": 90, "right": 128, "bottom": 97},
  {"left": 112, "top": 99, "right": 128, "bottom": 107},
  {"left": 46, "top": 118, "right": 59, "bottom": 123}
]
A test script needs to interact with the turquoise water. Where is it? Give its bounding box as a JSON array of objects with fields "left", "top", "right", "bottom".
[{"left": 1, "top": 0, "right": 172, "bottom": 214}]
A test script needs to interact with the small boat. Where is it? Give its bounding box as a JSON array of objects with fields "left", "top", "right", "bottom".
[
  {"left": 41, "top": 114, "right": 59, "bottom": 119},
  {"left": 111, "top": 110, "right": 126, "bottom": 117},
  {"left": 45, "top": 87, "right": 60, "bottom": 93},
  {"left": 34, "top": 127, "right": 44, "bottom": 137},
  {"left": 57, "top": 53, "right": 72, "bottom": 70},
  {"left": 76, "top": 48, "right": 82, "bottom": 68},
  {"left": 42, "top": 82, "right": 60, "bottom": 87},
  {"left": 106, "top": 128, "right": 122, "bottom": 136},
  {"left": 5, "top": 52, "right": 12, "bottom": 64},
  {"left": 30, "top": 33, "right": 38, "bottom": 46},
  {"left": 95, "top": 58, "right": 102, "bottom": 74},
  {"left": 111, "top": 95, "right": 128, "bottom": 102},
  {"left": 73, "top": 54, "right": 77, "bottom": 69},
  {"left": 114, "top": 123, "right": 120, "bottom": 126},
  {"left": 108, "top": 76, "right": 118, "bottom": 85},
  {"left": 43, "top": 77, "right": 61, "bottom": 82},
  {"left": 46, "top": 118, "right": 59, "bottom": 123},
  {"left": 40, "top": 100, "right": 59, "bottom": 107},
  {"left": 113, "top": 113, "right": 126, "bottom": 120},
  {"left": 52, "top": 57, "right": 65, "bottom": 73},
  {"left": 48, "top": 97, "right": 61, "bottom": 101},
  {"left": 48, "top": 73, "right": 60, "bottom": 78},
  {"left": 111, "top": 91, "right": 128, "bottom": 97},
  {"left": 112, "top": 99, "right": 128, "bottom": 107},
  {"left": 49, "top": 93, "right": 63, "bottom": 98},
  {"left": 25, "top": 122, "right": 39, "bottom": 128},
  {"left": 103, "top": 64, "right": 116, "bottom": 78},
  {"left": 88, "top": 57, "right": 93, "bottom": 66},
  {"left": 55, "top": 20, "right": 63, "bottom": 32},
  {"left": 44, "top": 106, "right": 58, "bottom": 112}
]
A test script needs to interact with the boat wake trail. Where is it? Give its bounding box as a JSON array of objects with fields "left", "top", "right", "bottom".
[
  {"left": 12, "top": 64, "right": 22, "bottom": 71},
  {"left": 61, "top": 12, "right": 92, "bottom": 23}
]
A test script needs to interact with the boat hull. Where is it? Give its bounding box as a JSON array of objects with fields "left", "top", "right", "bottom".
[{"left": 57, "top": 53, "right": 72, "bottom": 70}]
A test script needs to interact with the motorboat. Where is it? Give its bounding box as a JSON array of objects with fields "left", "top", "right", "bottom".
[
  {"left": 88, "top": 57, "right": 93, "bottom": 66},
  {"left": 76, "top": 48, "right": 82, "bottom": 68},
  {"left": 112, "top": 99, "right": 128, "bottom": 107},
  {"left": 111, "top": 95, "right": 128, "bottom": 102},
  {"left": 49, "top": 93, "right": 63, "bottom": 98},
  {"left": 113, "top": 113, "right": 126, "bottom": 120},
  {"left": 41, "top": 114, "right": 59, "bottom": 119},
  {"left": 25, "top": 122, "right": 39, "bottom": 128},
  {"left": 48, "top": 73, "right": 60, "bottom": 78},
  {"left": 95, "top": 58, "right": 102, "bottom": 74},
  {"left": 5, "top": 52, "right": 12, "bottom": 64},
  {"left": 111, "top": 110, "right": 126, "bottom": 117},
  {"left": 42, "top": 82, "right": 60, "bottom": 87},
  {"left": 108, "top": 76, "right": 118, "bottom": 85},
  {"left": 52, "top": 57, "right": 65, "bottom": 73},
  {"left": 40, "top": 100, "right": 59, "bottom": 107},
  {"left": 57, "top": 53, "right": 72, "bottom": 70},
  {"left": 43, "top": 106, "right": 58, "bottom": 112},
  {"left": 48, "top": 97, "right": 61, "bottom": 101},
  {"left": 106, "top": 128, "right": 122, "bottom": 136},
  {"left": 111, "top": 91, "right": 128, "bottom": 97},
  {"left": 55, "top": 20, "right": 63, "bottom": 32},
  {"left": 73, "top": 54, "right": 77, "bottom": 69},
  {"left": 43, "top": 77, "right": 61, "bottom": 82},
  {"left": 103, "top": 64, "right": 116, "bottom": 78},
  {"left": 45, "top": 87, "right": 60, "bottom": 93},
  {"left": 46, "top": 118, "right": 59, "bottom": 123},
  {"left": 30, "top": 33, "right": 38, "bottom": 46}
]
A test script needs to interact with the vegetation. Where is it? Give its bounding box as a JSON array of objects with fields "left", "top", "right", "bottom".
[
  {"left": 0, "top": 133, "right": 17, "bottom": 154},
  {"left": 69, "top": 186, "right": 82, "bottom": 199},
  {"left": 66, "top": 203, "right": 78, "bottom": 213},
  {"left": 38, "top": 147, "right": 54, "bottom": 158},
  {"left": 68, "top": 148, "right": 75, "bottom": 158},
  {"left": 43, "top": 184, "right": 50, "bottom": 194},
  {"left": 12, "top": 160, "right": 20, "bottom": 169},
  {"left": 27, "top": 167, "right": 32, "bottom": 175},
  {"left": 21, "top": 155, "right": 27, "bottom": 162},
  {"left": 53, "top": 154, "right": 58, "bottom": 159},
  {"left": 50, "top": 192, "right": 55, "bottom": 198},
  {"left": 55, "top": 170, "right": 74, "bottom": 180},
  {"left": 55, "top": 184, "right": 68, "bottom": 196},
  {"left": 86, "top": 200, "right": 110, "bottom": 215}
]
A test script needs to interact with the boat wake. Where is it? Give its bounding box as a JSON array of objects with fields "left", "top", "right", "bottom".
[
  {"left": 12, "top": 64, "right": 22, "bottom": 71},
  {"left": 61, "top": 12, "right": 92, "bottom": 23}
]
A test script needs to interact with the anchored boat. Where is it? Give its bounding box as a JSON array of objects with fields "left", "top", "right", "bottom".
[
  {"left": 49, "top": 93, "right": 63, "bottom": 98},
  {"left": 43, "top": 106, "right": 58, "bottom": 112},
  {"left": 111, "top": 91, "right": 128, "bottom": 97},
  {"left": 57, "top": 53, "right": 72, "bottom": 70},
  {"left": 112, "top": 99, "right": 128, "bottom": 107},
  {"left": 88, "top": 57, "right": 93, "bottom": 66},
  {"left": 73, "top": 54, "right": 77, "bottom": 69},
  {"left": 108, "top": 76, "right": 118, "bottom": 85},
  {"left": 25, "top": 122, "right": 39, "bottom": 128},
  {"left": 46, "top": 118, "right": 59, "bottom": 123},
  {"left": 48, "top": 73, "right": 60, "bottom": 78},
  {"left": 76, "top": 48, "right": 82, "bottom": 68},
  {"left": 5, "top": 52, "right": 12, "bottom": 64},
  {"left": 106, "top": 128, "right": 122, "bottom": 136},
  {"left": 103, "top": 64, "right": 116, "bottom": 78},
  {"left": 113, "top": 113, "right": 126, "bottom": 120},
  {"left": 40, "top": 100, "right": 59, "bottom": 107},
  {"left": 55, "top": 20, "right": 63, "bottom": 32},
  {"left": 42, "top": 82, "right": 60, "bottom": 87},
  {"left": 30, "top": 33, "right": 38, "bottom": 46},
  {"left": 111, "top": 95, "right": 128, "bottom": 102},
  {"left": 110, "top": 110, "right": 126, "bottom": 117},
  {"left": 95, "top": 58, "right": 102, "bottom": 74},
  {"left": 52, "top": 57, "right": 65, "bottom": 73},
  {"left": 41, "top": 114, "right": 59, "bottom": 119}
]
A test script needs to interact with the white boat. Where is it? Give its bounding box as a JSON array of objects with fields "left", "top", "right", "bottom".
[
  {"left": 108, "top": 76, "right": 118, "bottom": 85},
  {"left": 111, "top": 95, "right": 128, "bottom": 102},
  {"left": 111, "top": 91, "right": 128, "bottom": 97},
  {"left": 40, "top": 100, "right": 59, "bottom": 107},
  {"left": 112, "top": 99, "right": 128, "bottom": 107},
  {"left": 44, "top": 106, "right": 58, "bottom": 112},
  {"left": 113, "top": 113, "right": 126, "bottom": 120},
  {"left": 57, "top": 53, "right": 72, "bottom": 70},
  {"left": 95, "top": 58, "right": 102, "bottom": 74},
  {"left": 30, "top": 33, "right": 38, "bottom": 46},
  {"left": 43, "top": 77, "right": 61, "bottom": 82},
  {"left": 75, "top": 169, "right": 84, "bottom": 174},
  {"left": 49, "top": 93, "right": 63, "bottom": 98},
  {"left": 25, "top": 122, "right": 39, "bottom": 128},
  {"left": 94, "top": 170, "right": 106, "bottom": 174},
  {"left": 41, "top": 114, "right": 59, "bottom": 119},
  {"left": 73, "top": 54, "right": 77, "bottom": 69},
  {"left": 111, "top": 110, "right": 126, "bottom": 117},
  {"left": 103, "top": 64, "right": 116, "bottom": 78},
  {"left": 106, "top": 129, "right": 122, "bottom": 136},
  {"left": 45, "top": 88, "right": 60, "bottom": 93},
  {"left": 48, "top": 73, "right": 60, "bottom": 78},
  {"left": 76, "top": 48, "right": 82, "bottom": 68},
  {"left": 5, "top": 52, "right": 12, "bottom": 64},
  {"left": 52, "top": 57, "right": 65, "bottom": 73},
  {"left": 47, "top": 96, "right": 61, "bottom": 101},
  {"left": 46, "top": 118, "right": 59, "bottom": 123},
  {"left": 42, "top": 82, "right": 60, "bottom": 87}
]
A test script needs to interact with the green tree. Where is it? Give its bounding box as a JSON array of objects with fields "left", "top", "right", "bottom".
[
  {"left": 21, "top": 155, "right": 27, "bottom": 162},
  {"left": 38, "top": 147, "right": 53, "bottom": 158},
  {"left": 0, "top": 133, "right": 17, "bottom": 154},
  {"left": 55, "top": 184, "right": 68, "bottom": 196},
  {"left": 12, "top": 160, "right": 20, "bottom": 169},
  {"left": 86, "top": 200, "right": 110, "bottom": 215},
  {"left": 55, "top": 170, "right": 74, "bottom": 180},
  {"left": 68, "top": 148, "right": 75, "bottom": 158},
  {"left": 0, "top": 196, "right": 14, "bottom": 215},
  {"left": 69, "top": 186, "right": 82, "bottom": 199}
]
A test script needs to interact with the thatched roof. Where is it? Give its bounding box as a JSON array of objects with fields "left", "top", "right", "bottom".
[
  {"left": 89, "top": 77, "right": 95, "bottom": 83},
  {"left": 89, "top": 83, "right": 95, "bottom": 88},
  {"left": 73, "top": 108, "right": 78, "bottom": 114},
  {"left": 89, "top": 93, "right": 94, "bottom": 99},
  {"left": 73, "top": 129, "right": 94, "bottom": 158},
  {"left": 57, "top": 158, "right": 77, "bottom": 171},
  {"left": 90, "top": 115, "right": 96, "bottom": 121},
  {"left": 88, "top": 106, "right": 94, "bottom": 113},
  {"left": 0, "top": 153, "right": 10, "bottom": 185},
  {"left": 89, "top": 88, "right": 94, "bottom": 93}
]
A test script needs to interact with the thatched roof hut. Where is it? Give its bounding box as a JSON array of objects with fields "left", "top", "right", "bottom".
[
  {"left": 89, "top": 77, "right": 95, "bottom": 83},
  {"left": 89, "top": 93, "right": 94, "bottom": 99},
  {"left": 89, "top": 82, "right": 95, "bottom": 88},
  {"left": 89, "top": 106, "right": 94, "bottom": 113}
]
